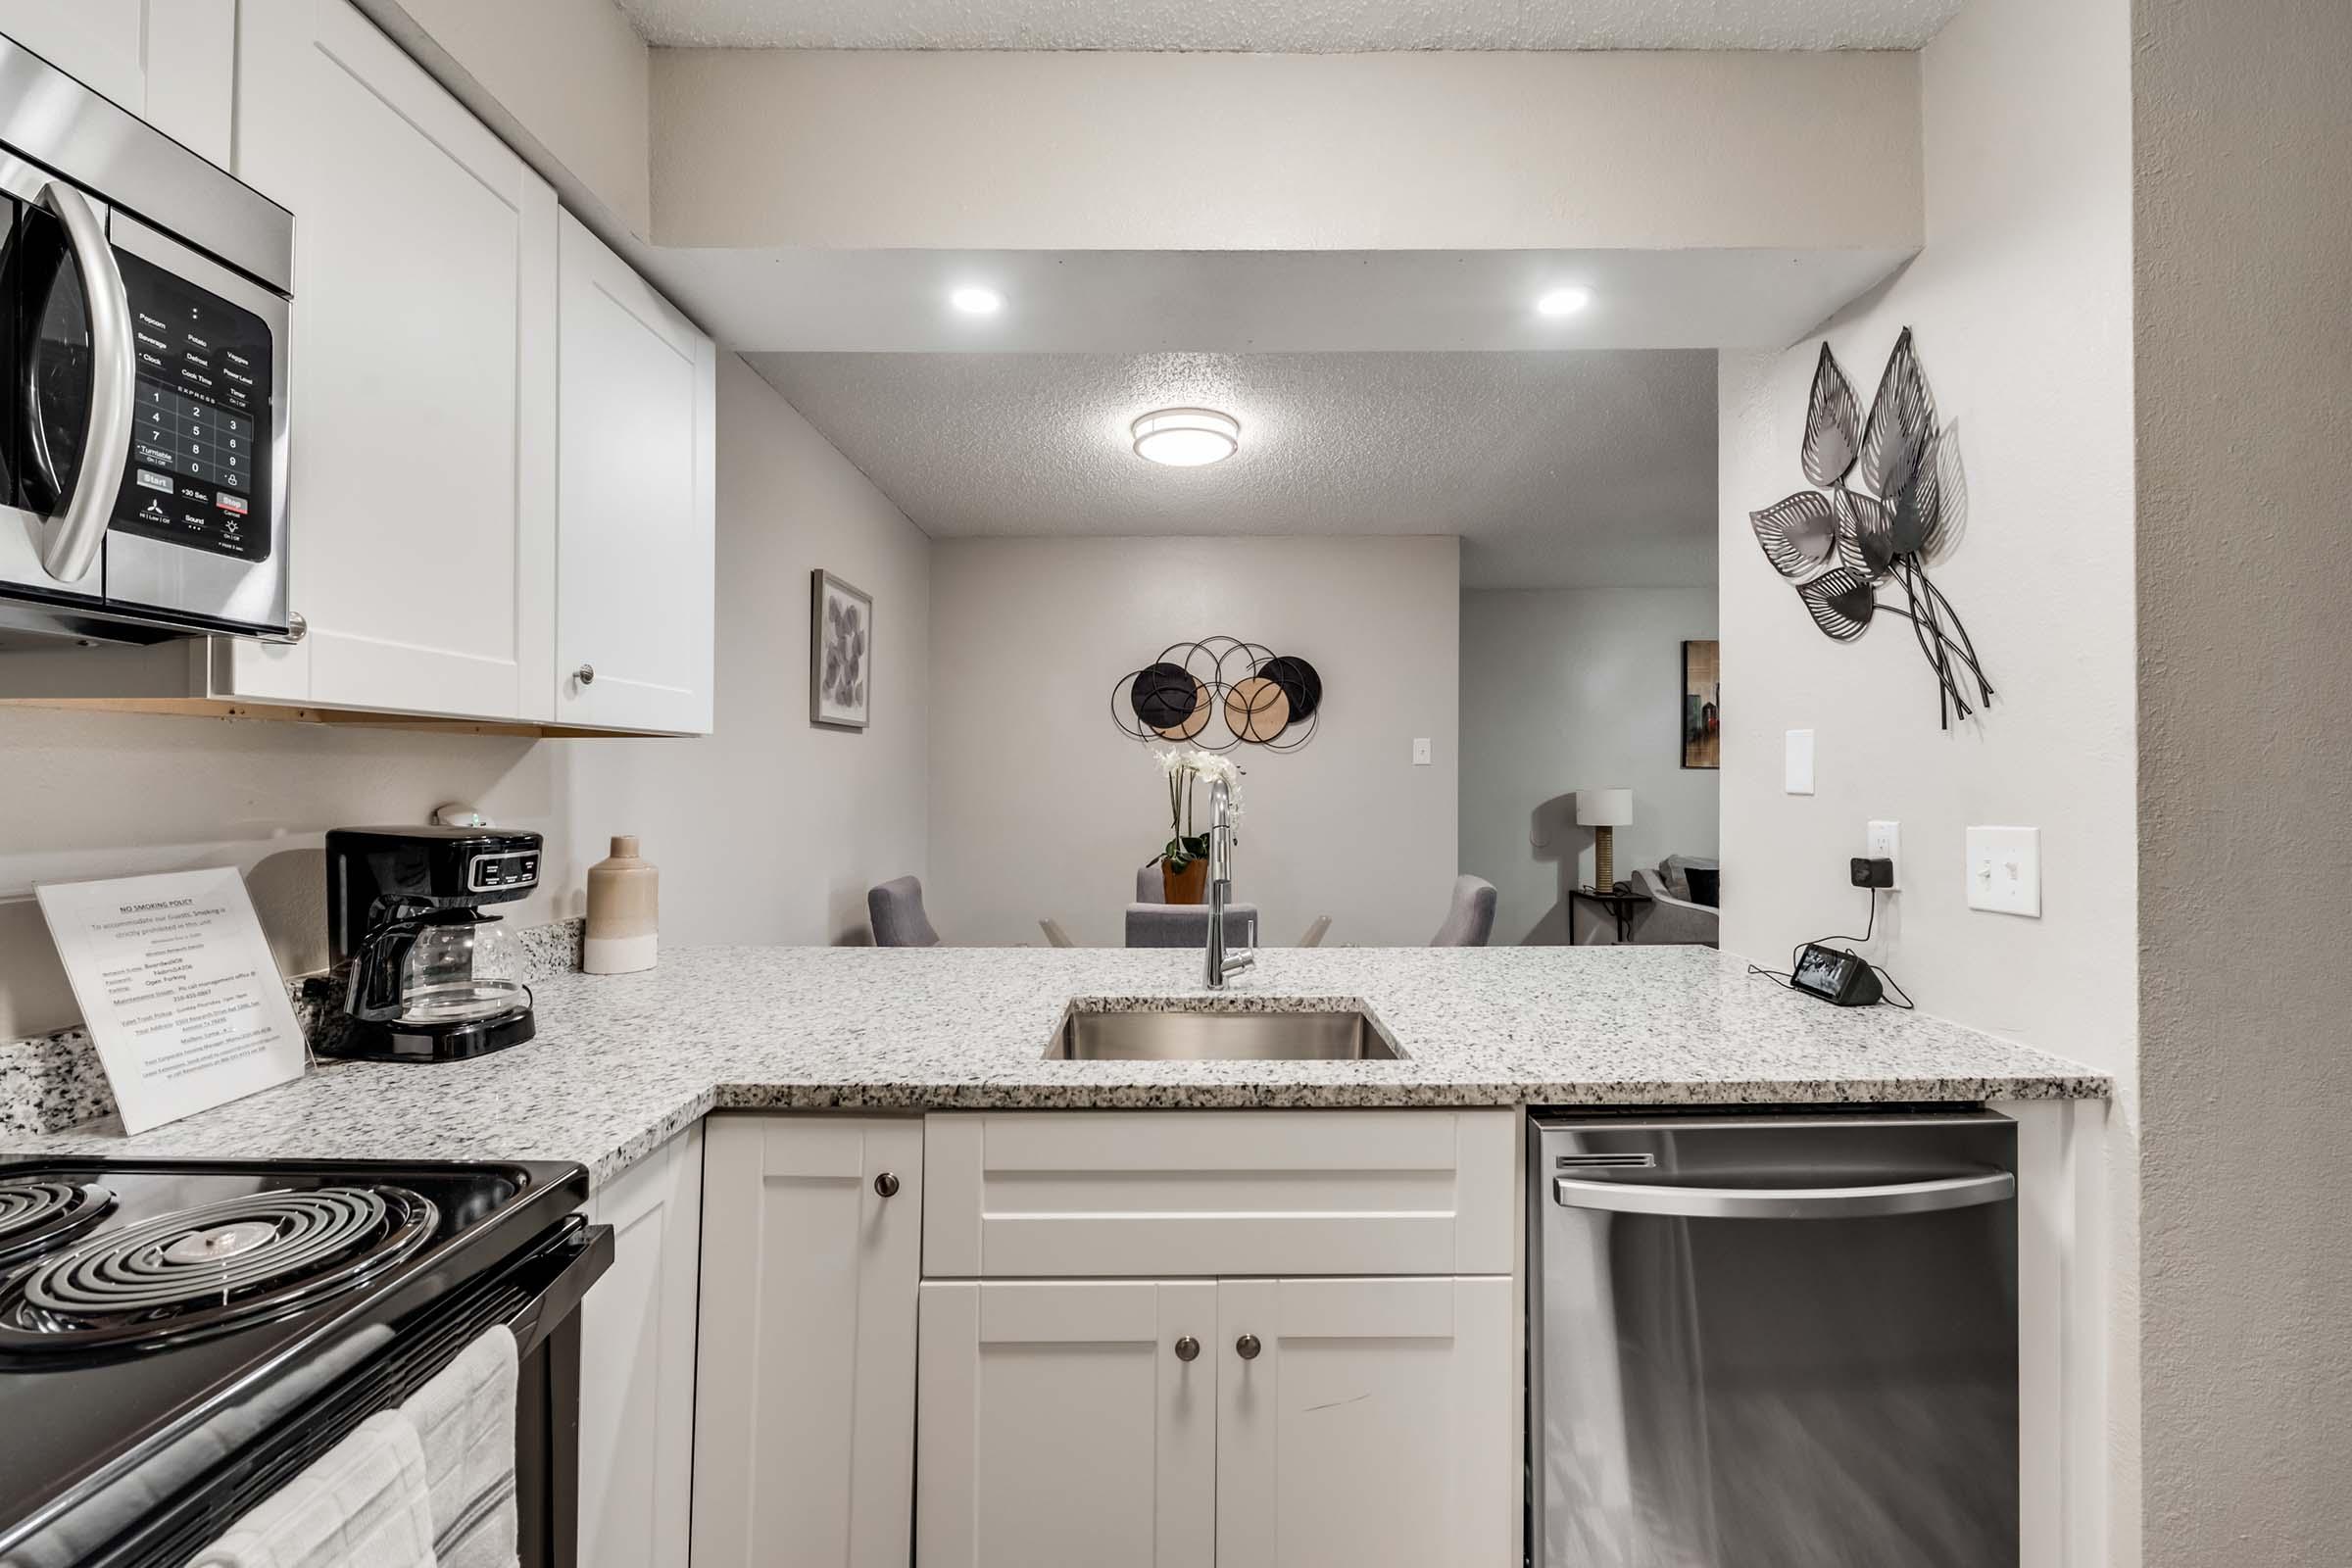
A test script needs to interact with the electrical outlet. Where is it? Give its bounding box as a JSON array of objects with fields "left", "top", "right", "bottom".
[
  {"left": 1966, "top": 826, "right": 2041, "bottom": 916},
  {"left": 1785, "top": 730, "right": 1815, "bottom": 795},
  {"left": 1411, "top": 737, "right": 1432, "bottom": 766},
  {"left": 1867, "top": 820, "right": 1900, "bottom": 890}
]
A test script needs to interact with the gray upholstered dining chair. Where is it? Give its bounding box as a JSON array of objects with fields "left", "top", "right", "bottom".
[
  {"left": 1126, "top": 859, "right": 1257, "bottom": 947},
  {"left": 1125, "top": 904, "right": 1258, "bottom": 948},
  {"left": 866, "top": 876, "right": 943, "bottom": 947},
  {"left": 1429, "top": 875, "right": 1498, "bottom": 947}
]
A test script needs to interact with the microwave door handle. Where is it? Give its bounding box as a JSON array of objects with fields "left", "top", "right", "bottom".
[
  {"left": 1553, "top": 1169, "right": 2015, "bottom": 1220},
  {"left": 33, "top": 180, "right": 134, "bottom": 584}
]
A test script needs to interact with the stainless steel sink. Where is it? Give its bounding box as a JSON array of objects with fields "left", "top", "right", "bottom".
[{"left": 1049, "top": 1007, "right": 1400, "bottom": 1061}]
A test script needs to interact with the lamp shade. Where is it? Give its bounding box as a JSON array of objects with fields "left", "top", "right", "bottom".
[{"left": 1575, "top": 788, "right": 1634, "bottom": 828}]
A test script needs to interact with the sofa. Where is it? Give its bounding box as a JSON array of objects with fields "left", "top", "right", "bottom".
[{"left": 1630, "top": 855, "right": 1720, "bottom": 947}]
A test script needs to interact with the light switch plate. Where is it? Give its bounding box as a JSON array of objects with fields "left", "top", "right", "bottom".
[
  {"left": 1785, "top": 730, "right": 1815, "bottom": 795},
  {"left": 1867, "top": 820, "right": 1901, "bottom": 890},
  {"left": 1967, "top": 826, "right": 2041, "bottom": 916},
  {"left": 1411, "top": 737, "right": 1432, "bottom": 766}
]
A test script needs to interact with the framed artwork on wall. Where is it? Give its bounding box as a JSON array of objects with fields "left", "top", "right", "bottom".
[
  {"left": 1682, "top": 639, "right": 1720, "bottom": 769},
  {"left": 810, "top": 569, "right": 873, "bottom": 730}
]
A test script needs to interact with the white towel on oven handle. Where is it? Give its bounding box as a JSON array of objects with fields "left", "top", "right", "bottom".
[
  {"left": 184, "top": 1408, "right": 436, "bottom": 1568},
  {"left": 399, "top": 1324, "right": 518, "bottom": 1568}
]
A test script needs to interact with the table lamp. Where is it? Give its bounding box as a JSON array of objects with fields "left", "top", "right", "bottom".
[{"left": 1575, "top": 788, "right": 1634, "bottom": 891}]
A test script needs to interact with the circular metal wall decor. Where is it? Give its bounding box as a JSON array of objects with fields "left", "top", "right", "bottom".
[{"left": 1111, "top": 637, "right": 1322, "bottom": 752}]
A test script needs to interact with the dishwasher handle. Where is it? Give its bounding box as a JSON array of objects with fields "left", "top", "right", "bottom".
[{"left": 1552, "top": 1168, "right": 2014, "bottom": 1220}]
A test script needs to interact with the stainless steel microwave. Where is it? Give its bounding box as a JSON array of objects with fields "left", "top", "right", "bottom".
[{"left": 0, "top": 35, "right": 293, "bottom": 645}]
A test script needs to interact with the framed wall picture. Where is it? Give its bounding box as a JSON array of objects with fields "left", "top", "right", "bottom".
[
  {"left": 1682, "top": 639, "right": 1720, "bottom": 769},
  {"left": 810, "top": 569, "right": 873, "bottom": 730}
]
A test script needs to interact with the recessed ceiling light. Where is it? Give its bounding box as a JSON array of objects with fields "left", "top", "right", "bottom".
[
  {"left": 950, "top": 285, "right": 1004, "bottom": 316},
  {"left": 1131, "top": 408, "right": 1240, "bottom": 467},
  {"left": 1536, "top": 286, "right": 1592, "bottom": 318}
]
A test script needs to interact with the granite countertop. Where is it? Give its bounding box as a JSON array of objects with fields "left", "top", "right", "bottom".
[{"left": 0, "top": 945, "right": 2110, "bottom": 1190}]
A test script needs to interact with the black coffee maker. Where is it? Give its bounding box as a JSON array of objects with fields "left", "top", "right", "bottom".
[{"left": 321, "top": 826, "right": 542, "bottom": 1061}]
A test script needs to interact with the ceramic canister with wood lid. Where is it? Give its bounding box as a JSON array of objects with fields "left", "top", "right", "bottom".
[{"left": 584, "top": 836, "right": 658, "bottom": 973}]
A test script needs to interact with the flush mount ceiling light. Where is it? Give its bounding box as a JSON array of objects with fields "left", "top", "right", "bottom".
[
  {"left": 949, "top": 285, "right": 1004, "bottom": 316},
  {"left": 1536, "top": 286, "right": 1592, "bottom": 318},
  {"left": 1131, "top": 408, "right": 1241, "bottom": 466}
]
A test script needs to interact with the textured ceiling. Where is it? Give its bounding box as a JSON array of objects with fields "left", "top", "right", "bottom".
[
  {"left": 748, "top": 351, "right": 1718, "bottom": 590},
  {"left": 618, "top": 0, "right": 1962, "bottom": 49}
]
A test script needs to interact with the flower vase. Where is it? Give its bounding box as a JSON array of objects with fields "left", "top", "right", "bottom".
[{"left": 1159, "top": 856, "right": 1208, "bottom": 905}]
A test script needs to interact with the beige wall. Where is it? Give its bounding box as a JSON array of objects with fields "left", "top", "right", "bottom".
[
  {"left": 650, "top": 49, "right": 1920, "bottom": 253},
  {"left": 0, "top": 357, "right": 928, "bottom": 1039},
  {"left": 2134, "top": 0, "right": 2352, "bottom": 1559},
  {"left": 361, "top": 0, "right": 653, "bottom": 236},
  {"left": 926, "top": 535, "right": 1459, "bottom": 949},
  {"left": 1459, "top": 588, "right": 1720, "bottom": 947},
  {"left": 1716, "top": 0, "right": 2138, "bottom": 1552}
]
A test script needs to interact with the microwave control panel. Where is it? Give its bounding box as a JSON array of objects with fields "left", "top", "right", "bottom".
[{"left": 107, "top": 249, "right": 274, "bottom": 564}]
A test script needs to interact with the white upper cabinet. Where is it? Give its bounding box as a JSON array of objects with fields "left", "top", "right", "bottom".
[
  {"left": 555, "top": 212, "right": 714, "bottom": 734},
  {"left": 0, "top": 1, "right": 237, "bottom": 166},
  {"left": 4, "top": 0, "right": 716, "bottom": 731},
  {"left": 220, "top": 0, "right": 558, "bottom": 721}
]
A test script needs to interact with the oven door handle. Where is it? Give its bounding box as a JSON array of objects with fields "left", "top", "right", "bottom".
[
  {"left": 1553, "top": 1169, "right": 2015, "bottom": 1219},
  {"left": 505, "top": 1215, "right": 613, "bottom": 1356},
  {"left": 34, "top": 179, "right": 135, "bottom": 584}
]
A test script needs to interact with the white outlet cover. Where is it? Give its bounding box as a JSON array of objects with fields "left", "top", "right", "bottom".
[
  {"left": 1868, "top": 820, "right": 1900, "bottom": 890},
  {"left": 1785, "top": 730, "right": 1815, "bottom": 795},
  {"left": 1411, "top": 737, "right": 1432, "bottom": 765},
  {"left": 1966, "top": 826, "right": 2041, "bottom": 916}
]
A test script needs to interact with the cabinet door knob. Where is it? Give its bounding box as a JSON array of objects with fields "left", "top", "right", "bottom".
[
  {"left": 873, "top": 1171, "right": 901, "bottom": 1199},
  {"left": 1235, "top": 1333, "right": 1261, "bottom": 1361},
  {"left": 1173, "top": 1336, "right": 1200, "bottom": 1362},
  {"left": 575, "top": 662, "right": 596, "bottom": 686}
]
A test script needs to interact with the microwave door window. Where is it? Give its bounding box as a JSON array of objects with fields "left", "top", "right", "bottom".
[{"left": 3, "top": 203, "right": 93, "bottom": 516}]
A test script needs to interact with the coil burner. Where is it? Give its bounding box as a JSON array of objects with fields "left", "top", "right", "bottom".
[
  {"left": 0, "top": 1186, "right": 439, "bottom": 1352},
  {"left": 0, "top": 1178, "right": 117, "bottom": 1268}
]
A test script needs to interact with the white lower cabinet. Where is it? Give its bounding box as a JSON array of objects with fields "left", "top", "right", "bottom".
[
  {"left": 916, "top": 1280, "right": 1219, "bottom": 1568},
  {"left": 915, "top": 1275, "right": 1514, "bottom": 1568},
  {"left": 693, "top": 1110, "right": 1517, "bottom": 1568},
  {"left": 693, "top": 1115, "right": 924, "bottom": 1568},
  {"left": 1214, "top": 1276, "right": 1515, "bottom": 1568},
  {"left": 579, "top": 1122, "right": 706, "bottom": 1568}
]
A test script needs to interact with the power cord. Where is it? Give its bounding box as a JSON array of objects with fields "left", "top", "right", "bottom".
[{"left": 1745, "top": 886, "right": 1917, "bottom": 1009}]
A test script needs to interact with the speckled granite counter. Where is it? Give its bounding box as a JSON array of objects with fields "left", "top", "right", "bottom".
[{"left": 0, "top": 944, "right": 2109, "bottom": 1189}]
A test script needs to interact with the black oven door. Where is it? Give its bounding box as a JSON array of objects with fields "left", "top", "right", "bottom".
[
  {"left": 0, "top": 152, "right": 288, "bottom": 642},
  {"left": 53, "top": 1216, "right": 614, "bottom": 1568}
]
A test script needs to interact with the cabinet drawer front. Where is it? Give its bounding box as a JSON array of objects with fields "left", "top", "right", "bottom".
[{"left": 922, "top": 1110, "right": 1514, "bottom": 1278}]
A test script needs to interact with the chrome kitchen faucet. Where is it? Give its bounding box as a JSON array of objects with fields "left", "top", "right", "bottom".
[{"left": 1204, "top": 777, "right": 1254, "bottom": 989}]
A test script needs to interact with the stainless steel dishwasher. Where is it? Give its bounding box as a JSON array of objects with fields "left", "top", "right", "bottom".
[{"left": 1529, "top": 1109, "right": 2019, "bottom": 1568}]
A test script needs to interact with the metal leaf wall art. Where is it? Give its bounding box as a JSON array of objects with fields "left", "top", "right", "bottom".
[{"left": 1750, "top": 330, "right": 1993, "bottom": 728}]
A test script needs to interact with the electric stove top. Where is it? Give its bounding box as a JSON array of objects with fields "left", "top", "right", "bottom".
[{"left": 0, "top": 1155, "right": 591, "bottom": 1564}]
